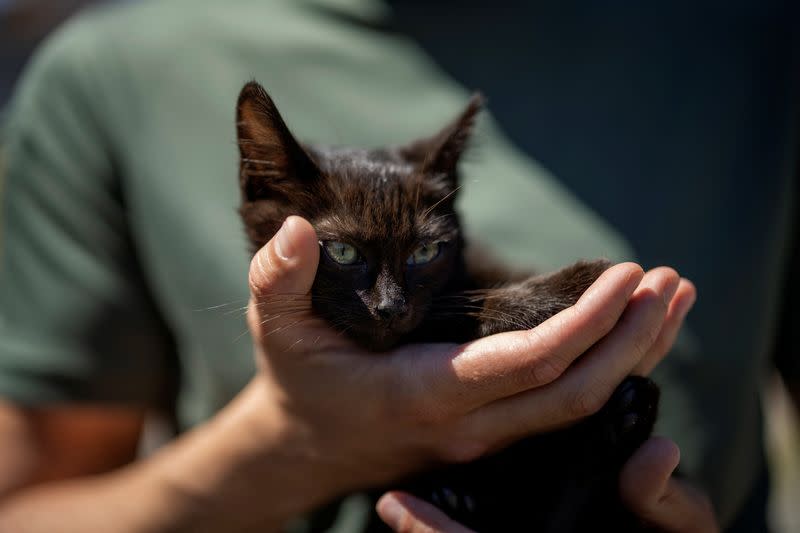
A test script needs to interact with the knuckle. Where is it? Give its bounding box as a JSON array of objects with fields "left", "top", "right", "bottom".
[
  {"left": 633, "top": 317, "right": 662, "bottom": 357},
  {"left": 520, "top": 329, "right": 567, "bottom": 387},
  {"left": 527, "top": 352, "right": 565, "bottom": 387},
  {"left": 567, "top": 385, "right": 608, "bottom": 418},
  {"left": 247, "top": 252, "right": 274, "bottom": 298},
  {"left": 247, "top": 246, "right": 293, "bottom": 300},
  {"left": 593, "top": 308, "right": 620, "bottom": 336},
  {"left": 573, "top": 302, "right": 617, "bottom": 338}
]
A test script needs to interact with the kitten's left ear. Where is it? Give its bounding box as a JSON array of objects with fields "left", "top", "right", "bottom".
[
  {"left": 400, "top": 93, "right": 484, "bottom": 180},
  {"left": 236, "top": 81, "right": 320, "bottom": 202}
]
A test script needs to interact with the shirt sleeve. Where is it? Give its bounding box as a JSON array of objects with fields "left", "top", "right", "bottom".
[{"left": 0, "top": 17, "right": 177, "bottom": 407}]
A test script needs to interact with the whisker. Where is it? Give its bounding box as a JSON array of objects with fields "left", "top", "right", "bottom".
[
  {"left": 233, "top": 328, "right": 253, "bottom": 343},
  {"left": 287, "top": 338, "right": 304, "bottom": 351},
  {"left": 223, "top": 305, "right": 251, "bottom": 316},
  {"left": 193, "top": 299, "right": 249, "bottom": 312},
  {"left": 427, "top": 212, "right": 454, "bottom": 225},
  {"left": 264, "top": 318, "right": 311, "bottom": 338},
  {"left": 422, "top": 185, "right": 462, "bottom": 218},
  {"left": 259, "top": 309, "right": 310, "bottom": 326}
]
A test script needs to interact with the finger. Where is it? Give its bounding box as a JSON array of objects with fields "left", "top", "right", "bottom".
[
  {"left": 465, "top": 267, "right": 677, "bottom": 447},
  {"left": 377, "top": 492, "right": 476, "bottom": 533},
  {"left": 633, "top": 278, "right": 696, "bottom": 375},
  {"left": 620, "top": 437, "right": 718, "bottom": 533},
  {"left": 415, "top": 263, "right": 645, "bottom": 414},
  {"left": 246, "top": 216, "right": 324, "bottom": 348}
]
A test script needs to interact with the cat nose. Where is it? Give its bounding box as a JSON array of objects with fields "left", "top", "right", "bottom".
[{"left": 375, "top": 297, "right": 408, "bottom": 320}]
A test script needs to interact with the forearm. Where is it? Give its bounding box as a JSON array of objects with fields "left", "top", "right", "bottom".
[
  {"left": 0, "top": 468, "right": 165, "bottom": 533},
  {"left": 0, "top": 380, "right": 342, "bottom": 533}
]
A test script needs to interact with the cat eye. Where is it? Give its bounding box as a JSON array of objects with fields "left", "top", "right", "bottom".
[
  {"left": 322, "top": 240, "right": 362, "bottom": 265},
  {"left": 407, "top": 242, "right": 442, "bottom": 266}
]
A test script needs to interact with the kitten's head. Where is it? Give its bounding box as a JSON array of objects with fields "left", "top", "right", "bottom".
[{"left": 236, "top": 81, "right": 482, "bottom": 350}]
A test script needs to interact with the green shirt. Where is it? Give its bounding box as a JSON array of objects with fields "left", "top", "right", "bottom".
[{"left": 0, "top": 0, "right": 791, "bottom": 531}]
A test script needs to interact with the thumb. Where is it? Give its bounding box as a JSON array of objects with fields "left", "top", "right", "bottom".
[
  {"left": 377, "top": 492, "right": 476, "bottom": 533},
  {"left": 247, "top": 216, "right": 320, "bottom": 339},
  {"left": 620, "top": 437, "right": 718, "bottom": 533}
]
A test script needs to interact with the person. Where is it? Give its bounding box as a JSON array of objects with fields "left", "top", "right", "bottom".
[
  {"left": 0, "top": 0, "right": 788, "bottom": 530},
  {"left": 0, "top": 203, "right": 708, "bottom": 531}
]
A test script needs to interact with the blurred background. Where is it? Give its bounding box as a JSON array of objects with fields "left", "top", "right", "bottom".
[
  {"left": 1, "top": 1, "right": 798, "bottom": 531},
  {"left": 0, "top": 1, "right": 124, "bottom": 106}
]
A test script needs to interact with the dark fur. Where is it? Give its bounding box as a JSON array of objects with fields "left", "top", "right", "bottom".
[{"left": 236, "top": 81, "right": 659, "bottom": 532}]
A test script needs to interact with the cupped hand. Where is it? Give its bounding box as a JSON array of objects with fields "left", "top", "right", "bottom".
[
  {"left": 243, "top": 215, "right": 693, "bottom": 511},
  {"left": 376, "top": 437, "right": 718, "bottom": 533}
]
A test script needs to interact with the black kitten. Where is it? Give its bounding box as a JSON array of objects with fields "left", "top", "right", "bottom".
[{"left": 236, "top": 81, "right": 659, "bottom": 532}]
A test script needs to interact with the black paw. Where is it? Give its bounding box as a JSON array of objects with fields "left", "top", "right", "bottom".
[
  {"left": 430, "top": 486, "right": 477, "bottom": 514},
  {"left": 425, "top": 485, "right": 478, "bottom": 525},
  {"left": 597, "top": 376, "right": 660, "bottom": 462}
]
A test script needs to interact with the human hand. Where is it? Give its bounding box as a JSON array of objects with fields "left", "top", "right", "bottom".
[
  {"left": 375, "top": 437, "right": 718, "bottom": 533},
  {"left": 240, "top": 215, "right": 691, "bottom": 517},
  {"left": 619, "top": 437, "right": 719, "bottom": 533}
]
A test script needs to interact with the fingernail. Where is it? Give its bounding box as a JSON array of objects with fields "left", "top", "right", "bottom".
[
  {"left": 376, "top": 494, "right": 404, "bottom": 529},
  {"left": 274, "top": 218, "right": 296, "bottom": 260}
]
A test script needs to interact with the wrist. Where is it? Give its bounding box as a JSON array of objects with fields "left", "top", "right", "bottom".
[{"left": 135, "top": 377, "right": 343, "bottom": 532}]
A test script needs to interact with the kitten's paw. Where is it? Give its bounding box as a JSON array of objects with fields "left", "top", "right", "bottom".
[
  {"left": 598, "top": 376, "right": 660, "bottom": 461},
  {"left": 429, "top": 486, "right": 478, "bottom": 518},
  {"left": 478, "top": 258, "right": 613, "bottom": 335},
  {"left": 408, "top": 483, "right": 482, "bottom": 529},
  {"left": 541, "top": 258, "right": 612, "bottom": 295}
]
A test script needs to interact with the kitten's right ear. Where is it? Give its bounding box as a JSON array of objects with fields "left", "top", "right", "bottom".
[
  {"left": 236, "top": 81, "right": 320, "bottom": 201},
  {"left": 399, "top": 93, "right": 484, "bottom": 178}
]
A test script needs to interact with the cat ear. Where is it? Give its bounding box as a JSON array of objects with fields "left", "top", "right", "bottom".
[
  {"left": 399, "top": 93, "right": 484, "bottom": 181},
  {"left": 236, "top": 81, "right": 320, "bottom": 201}
]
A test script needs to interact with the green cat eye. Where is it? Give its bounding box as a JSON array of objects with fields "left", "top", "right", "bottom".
[
  {"left": 407, "top": 242, "right": 442, "bottom": 266},
  {"left": 323, "top": 240, "right": 361, "bottom": 265}
]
